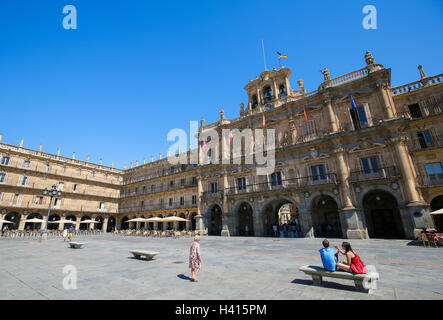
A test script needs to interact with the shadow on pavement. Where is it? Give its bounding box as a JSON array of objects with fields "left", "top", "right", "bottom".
[
  {"left": 177, "top": 274, "right": 192, "bottom": 281},
  {"left": 291, "top": 278, "right": 358, "bottom": 293}
]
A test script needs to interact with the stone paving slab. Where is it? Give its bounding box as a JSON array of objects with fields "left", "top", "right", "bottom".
[{"left": 0, "top": 235, "right": 442, "bottom": 300}]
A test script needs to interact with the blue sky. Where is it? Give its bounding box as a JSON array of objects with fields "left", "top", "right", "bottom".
[{"left": 0, "top": 0, "right": 442, "bottom": 169}]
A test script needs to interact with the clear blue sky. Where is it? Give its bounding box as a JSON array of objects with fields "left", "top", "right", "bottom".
[{"left": 1, "top": 0, "right": 442, "bottom": 169}]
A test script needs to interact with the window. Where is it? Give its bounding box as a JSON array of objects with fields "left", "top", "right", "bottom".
[
  {"left": 305, "top": 120, "right": 317, "bottom": 136},
  {"left": 22, "top": 160, "right": 31, "bottom": 168},
  {"left": 73, "top": 184, "right": 78, "bottom": 192},
  {"left": 279, "top": 85, "right": 287, "bottom": 98},
  {"left": 0, "top": 192, "right": 3, "bottom": 203},
  {"left": 192, "top": 195, "right": 197, "bottom": 205},
  {"left": 192, "top": 177, "right": 197, "bottom": 185},
  {"left": 142, "top": 186, "right": 146, "bottom": 193},
  {"left": 45, "top": 164, "right": 50, "bottom": 172},
  {"left": 169, "top": 198, "right": 173, "bottom": 207},
  {"left": 181, "top": 178, "right": 185, "bottom": 186},
  {"left": 417, "top": 131, "right": 433, "bottom": 149},
  {"left": 180, "top": 196, "right": 185, "bottom": 205},
  {"left": 170, "top": 167, "right": 175, "bottom": 174},
  {"left": 151, "top": 184, "right": 155, "bottom": 192},
  {"left": 263, "top": 86, "right": 273, "bottom": 102},
  {"left": 170, "top": 180, "right": 174, "bottom": 187},
  {"left": 408, "top": 104, "right": 422, "bottom": 118},
  {"left": 135, "top": 187, "right": 138, "bottom": 194},
  {"left": 311, "top": 165, "right": 326, "bottom": 181},
  {"left": 209, "top": 182, "right": 218, "bottom": 193},
  {"left": 426, "top": 162, "right": 443, "bottom": 176},
  {"left": 58, "top": 182, "right": 64, "bottom": 191},
  {"left": 251, "top": 95, "right": 258, "bottom": 109},
  {"left": 361, "top": 156, "right": 380, "bottom": 174},
  {"left": 270, "top": 172, "right": 282, "bottom": 186},
  {"left": 99, "top": 202, "right": 105, "bottom": 210},
  {"left": 21, "top": 176, "right": 29, "bottom": 186},
  {"left": 140, "top": 201, "right": 144, "bottom": 208},
  {"left": 0, "top": 173, "right": 6, "bottom": 183},
  {"left": 11, "top": 194, "right": 20, "bottom": 205},
  {"left": 350, "top": 106, "right": 369, "bottom": 130},
  {"left": 35, "top": 196, "right": 44, "bottom": 205},
  {"left": 1, "top": 156, "right": 10, "bottom": 165},
  {"left": 54, "top": 198, "right": 61, "bottom": 209},
  {"left": 237, "top": 177, "right": 247, "bottom": 191}
]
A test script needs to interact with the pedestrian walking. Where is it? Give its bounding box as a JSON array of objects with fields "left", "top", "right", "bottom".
[
  {"left": 189, "top": 235, "right": 202, "bottom": 282},
  {"left": 62, "top": 228, "right": 68, "bottom": 242}
]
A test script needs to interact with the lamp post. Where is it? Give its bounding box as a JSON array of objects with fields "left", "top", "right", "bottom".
[{"left": 42, "top": 184, "right": 62, "bottom": 240}]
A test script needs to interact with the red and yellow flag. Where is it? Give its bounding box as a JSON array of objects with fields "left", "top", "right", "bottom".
[
  {"left": 262, "top": 113, "right": 266, "bottom": 129},
  {"left": 303, "top": 105, "right": 308, "bottom": 123},
  {"left": 279, "top": 54, "right": 287, "bottom": 60}
]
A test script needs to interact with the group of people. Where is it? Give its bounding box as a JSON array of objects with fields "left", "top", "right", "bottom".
[
  {"left": 319, "top": 239, "right": 367, "bottom": 274},
  {"left": 270, "top": 220, "right": 301, "bottom": 238},
  {"left": 61, "top": 226, "right": 75, "bottom": 242}
]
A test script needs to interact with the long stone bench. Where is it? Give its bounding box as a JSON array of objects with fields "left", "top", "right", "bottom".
[
  {"left": 68, "top": 242, "right": 85, "bottom": 249},
  {"left": 130, "top": 250, "right": 159, "bottom": 261},
  {"left": 299, "top": 265, "right": 379, "bottom": 294}
]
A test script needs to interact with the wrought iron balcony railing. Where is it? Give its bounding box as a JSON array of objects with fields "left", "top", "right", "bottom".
[
  {"left": 407, "top": 136, "right": 443, "bottom": 152},
  {"left": 349, "top": 167, "right": 399, "bottom": 183},
  {"left": 418, "top": 174, "right": 443, "bottom": 187}
]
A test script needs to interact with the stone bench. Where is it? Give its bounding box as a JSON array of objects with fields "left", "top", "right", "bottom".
[
  {"left": 299, "top": 265, "right": 379, "bottom": 293},
  {"left": 130, "top": 250, "right": 159, "bottom": 260},
  {"left": 69, "top": 242, "right": 85, "bottom": 249}
]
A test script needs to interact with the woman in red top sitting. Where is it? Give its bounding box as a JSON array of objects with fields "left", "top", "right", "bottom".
[{"left": 335, "top": 242, "right": 367, "bottom": 274}]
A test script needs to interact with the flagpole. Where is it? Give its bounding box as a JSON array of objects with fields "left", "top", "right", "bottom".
[{"left": 261, "top": 39, "right": 267, "bottom": 71}]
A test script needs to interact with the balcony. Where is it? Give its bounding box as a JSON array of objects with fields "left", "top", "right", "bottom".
[
  {"left": 407, "top": 136, "right": 443, "bottom": 153},
  {"left": 224, "top": 173, "right": 338, "bottom": 196},
  {"left": 119, "top": 201, "right": 197, "bottom": 214},
  {"left": 396, "top": 102, "right": 443, "bottom": 120},
  {"left": 349, "top": 167, "right": 399, "bottom": 183},
  {"left": 418, "top": 174, "right": 443, "bottom": 188},
  {"left": 122, "top": 181, "right": 197, "bottom": 199}
]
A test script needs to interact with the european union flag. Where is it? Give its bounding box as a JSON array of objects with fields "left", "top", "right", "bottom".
[{"left": 350, "top": 94, "right": 357, "bottom": 109}]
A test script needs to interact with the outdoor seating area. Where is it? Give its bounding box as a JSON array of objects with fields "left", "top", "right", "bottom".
[
  {"left": 0, "top": 229, "right": 105, "bottom": 239},
  {"left": 419, "top": 229, "right": 443, "bottom": 247},
  {"left": 112, "top": 229, "right": 200, "bottom": 238}
]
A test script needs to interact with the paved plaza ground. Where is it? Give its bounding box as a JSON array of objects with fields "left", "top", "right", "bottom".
[{"left": 0, "top": 234, "right": 442, "bottom": 300}]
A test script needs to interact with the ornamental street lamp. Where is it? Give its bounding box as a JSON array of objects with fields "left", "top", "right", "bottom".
[{"left": 42, "top": 184, "right": 62, "bottom": 240}]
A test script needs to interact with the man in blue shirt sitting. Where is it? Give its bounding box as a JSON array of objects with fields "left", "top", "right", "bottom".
[{"left": 319, "top": 239, "right": 338, "bottom": 271}]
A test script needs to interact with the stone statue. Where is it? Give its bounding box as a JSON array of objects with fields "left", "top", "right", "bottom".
[
  {"left": 240, "top": 103, "right": 245, "bottom": 116},
  {"left": 220, "top": 109, "right": 225, "bottom": 120},
  {"left": 320, "top": 68, "right": 330, "bottom": 81},
  {"left": 365, "top": 51, "right": 375, "bottom": 65}
]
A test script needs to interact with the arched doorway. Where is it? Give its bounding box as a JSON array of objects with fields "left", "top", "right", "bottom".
[
  {"left": 65, "top": 215, "right": 76, "bottom": 229},
  {"left": 189, "top": 212, "right": 197, "bottom": 230},
  {"left": 237, "top": 202, "right": 254, "bottom": 236},
  {"left": 311, "top": 196, "right": 342, "bottom": 238},
  {"left": 4, "top": 212, "right": 20, "bottom": 230},
  {"left": 25, "top": 213, "right": 43, "bottom": 230},
  {"left": 47, "top": 214, "right": 60, "bottom": 230},
  {"left": 262, "top": 198, "right": 301, "bottom": 237},
  {"left": 178, "top": 213, "right": 186, "bottom": 230},
  {"left": 80, "top": 216, "right": 91, "bottom": 230},
  {"left": 107, "top": 216, "right": 116, "bottom": 232},
  {"left": 121, "top": 216, "right": 129, "bottom": 230},
  {"left": 95, "top": 216, "right": 104, "bottom": 230},
  {"left": 430, "top": 195, "right": 443, "bottom": 231},
  {"left": 363, "top": 191, "right": 405, "bottom": 239},
  {"left": 209, "top": 205, "right": 222, "bottom": 235}
]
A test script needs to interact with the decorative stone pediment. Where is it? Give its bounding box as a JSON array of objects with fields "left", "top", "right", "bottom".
[
  {"left": 302, "top": 148, "right": 330, "bottom": 162},
  {"left": 349, "top": 139, "right": 386, "bottom": 153}
]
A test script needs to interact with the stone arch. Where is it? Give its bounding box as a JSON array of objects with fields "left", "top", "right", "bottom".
[
  {"left": 120, "top": 216, "right": 129, "bottom": 230},
  {"left": 47, "top": 214, "right": 61, "bottom": 230},
  {"left": 177, "top": 212, "right": 187, "bottom": 230},
  {"left": 188, "top": 212, "right": 198, "bottom": 231},
  {"left": 107, "top": 216, "right": 116, "bottom": 232},
  {"left": 25, "top": 213, "right": 43, "bottom": 230},
  {"left": 233, "top": 200, "right": 254, "bottom": 236},
  {"left": 94, "top": 216, "right": 104, "bottom": 230},
  {"left": 80, "top": 215, "right": 91, "bottom": 230},
  {"left": 361, "top": 188, "right": 405, "bottom": 239},
  {"left": 259, "top": 195, "right": 302, "bottom": 237},
  {"left": 204, "top": 202, "right": 223, "bottom": 236},
  {"left": 4, "top": 212, "right": 20, "bottom": 230},
  {"left": 430, "top": 195, "right": 443, "bottom": 231},
  {"left": 309, "top": 194, "right": 343, "bottom": 238},
  {"left": 357, "top": 185, "right": 405, "bottom": 208},
  {"left": 306, "top": 191, "right": 343, "bottom": 212}
]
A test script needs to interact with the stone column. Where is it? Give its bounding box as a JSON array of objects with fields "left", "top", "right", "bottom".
[
  {"left": 102, "top": 217, "right": 109, "bottom": 232},
  {"left": 153, "top": 221, "right": 158, "bottom": 231},
  {"left": 221, "top": 172, "right": 231, "bottom": 237},
  {"left": 285, "top": 77, "right": 292, "bottom": 96},
  {"left": 377, "top": 82, "right": 394, "bottom": 119},
  {"left": 0, "top": 213, "right": 4, "bottom": 231},
  {"left": 196, "top": 175, "right": 205, "bottom": 233},
  {"left": 256, "top": 87, "right": 262, "bottom": 106},
  {"left": 173, "top": 221, "right": 178, "bottom": 231},
  {"left": 298, "top": 208, "right": 314, "bottom": 238},
  {"left": 390, "top": 136, "right": 429, "bottom": 238},
  {"left": 272, "top": 80, "right": 279, "bottom": 101},
  {"left": 391, "top": 136, "right": 421, "bottom": 202},
  {"left": 58, "top": 220, "right": 64, "bottom": 231},
  {"left": 185, "top": 220, "right": 190, "bottom": 231},
  {"left": 18, "top": 212, "right": 28, "bottom": 231},
  {"left": 40, "top": 215, "right": 48, "bottom": 231},
  {"left": 333, "top": 147, "right": 368, "bottom": 239},
  {"left": 325, "top": 99, "right": 338, "bottom": 133},
  {"left": 251, "top": 199, "right": 264, "bottom": 236},
  {"left": 75, "top": 216, "right": 81, "bottom": 231}
]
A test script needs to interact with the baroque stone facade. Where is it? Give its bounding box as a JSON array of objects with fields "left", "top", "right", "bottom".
[{"left": 1, "top": 52, "right": 442, "bottom": 239}]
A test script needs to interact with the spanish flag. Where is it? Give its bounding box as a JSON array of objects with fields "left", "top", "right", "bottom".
[
  {"left": 262, "top": 113, "right": 266, "bottom": 129},
  {"left": 303, "top": 105, "right": 308, "bottom": 123},
  {"left": 277, "top": 51, "right": 287, "bottom": 60}
]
